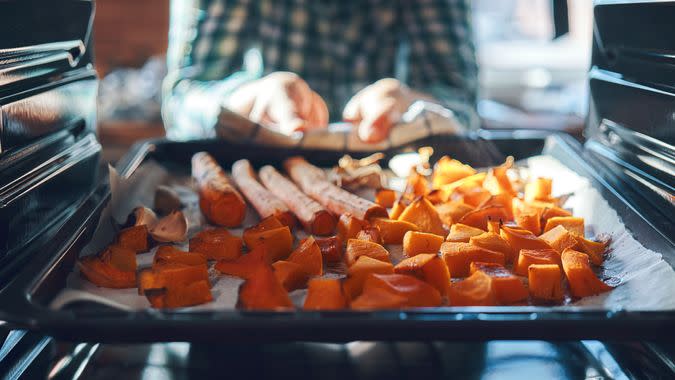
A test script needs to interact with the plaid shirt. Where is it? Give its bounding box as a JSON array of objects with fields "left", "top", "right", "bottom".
[{"left": 162, "top": 0, "right": 478, "bottom": 140}]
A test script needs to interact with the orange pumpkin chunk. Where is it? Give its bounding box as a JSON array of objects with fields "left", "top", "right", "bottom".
[
  {"left": 350, "top": 286, "right": 408, "bottom": 309},
  {"left": 452, "top": 186, "right": 492, "bottom": 208},
  {"left": 243, "top": 226, "right": 293, "bottom": 263},
  {"left": 287, "top": 236, "right": 323, "bottom": 276},
  {"left": 440, "top": 242, "right": 505, "bottom": 277},
  {"left": 524, "top": 177, "right": 553, "bottom": 202},
  {"left": 162, "top": 280, "right": 213, "bottom": 308},
  {"left": 515, "top": 249, "right": 561, "bottom": 276},
  {"left": 345, "top": 239, "right": 390, "bottom": 266},
  {"left": 190, "top": 229, "right": 243, "bottom": 261},
  {"left": 469, "top": 262, "right": 528, "bottom": 304},
  {"left": 394, "top": 253, "right": 451, "bottom": 296},
  {"left": 354, "top": 273, "right": 441, "bottom": 308},
  {"left": 403, "top": 231, "right": 444, "bottom": 257},
  {"left": 561, "top": 248, "right": 613, "bottom": 298},
  {"left": 573, "top": 236, "right": 609, "bottom": 265},
  {"left": 304, "top": 278, "right": 347, "bottom": 310},
  {"left": 432, "top": 156, "right": 477, "bottom": 188},
  {"left": 438, "top": 173, "right": 487, "bottom": 202},
  {"left": 315, "top": 236, "right": 343, "bottom": 263},
  {"left": 397, "top": 197, "right": 446, "bottom": 236},
  {"left": 154, "top": 247, "right": 207, "bottom": 267},
  {"left": 214, "top": 247, "right": 266, "bottom": 279},
  {"left": 370, "top": 217, "right": 419, "bottom": 244},
  {"left": 237, "top": 265, "right": 294, "bottom": 310},
  {"left": 539, "top": 225, "right": 578, "bottom": 253},
  {"left": 459, "top": 206, "right": 511, "bottom": 230},
  {"left": 544, "top": 216, "right": 585, "bottom": 237},
  {"left": 343, "top": 256, "right": 395, "bottom": 301},
  {"left": 469, "top": 232, "right": 517, "bottom": 263},
  {"left": 500, "top": 225, "right": 553, "bottom": 252},
  {"left": 116, "top": 225, "right": 149, "bottom": 253},
  {"left": 79, "top": 255, "right": 136, "bottom": 289},
  {"left": 541, "top": 206, "right": 573, "bottom": 225},
  {"left": 100, "top": 245, "right": 137, "bottom": 272},
  {"left": 356, "top": 226, "right": 383, "bottom": 245},
  {"left": 337, "top": 213, "right": 368, "bottom": 242},
  {"left": 528, "top": 264, "right": 563, "bottom": 302},
  {"left": 374, "top": 188, "right": 397, "bottom": 208},
  {"left": 389, "top": 199, "right": 408, "bottom": 220},
  {"left": 449, "top": 271, "right": 498, "bottom": 306},
  {"left": 483, "top": 157, "right": 515, "bottom": 196},
  {"left": 445, "top": 223, "right": 485, "bottom": 243},
  {"left": 435, "top": 201, "right": 474, "bottom": 226},
  {"left": 515, "top": 212, "right": 541, "bottom": 235},
  {"left": 478, "top": 194, "right": 515, "bottom": 220},
  {"left": 272, "top": 260, "right": 309, "bottom": 291}
]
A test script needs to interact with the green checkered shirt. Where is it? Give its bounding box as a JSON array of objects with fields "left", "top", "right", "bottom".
[{"left": 162, "top": 0, "right": 478, "bottom": 140}]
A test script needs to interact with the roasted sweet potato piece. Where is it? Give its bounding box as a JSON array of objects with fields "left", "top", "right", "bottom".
[
  {"left": 469, "top": 262, "right": 528, "bottom": 304},
  {"left": 432, "top": 156, "right": 477, "bottom": 189},
  {"left": 116, "top": 225, "right": 149, "bottom": 253},
  {"left": 394, "top": 253, "right": 451, "bottom": 296},
  {"left": 527, "top": 264, "right": 563, "bottom": 302},
  {"left": 539, "top": 225, "right": 578, "bottom": 253},
  {"left": 287, "top": 236, "right": 323, "bottom": 276},
  {"left": 458, "top": 206, "right": 511, "bottom": 230},
  {"left": 573, "top": 236, "right": 609, "bottom": 265},
  {"left": 154, "top": 247, "right": 207, "bottom": 267},
  {"left": 337, "top": 213, "right": 369, "bottom": 242},
  {"left": 561, "top": 248, "right": 613, "bottom": 298},
  {"left": 515, "top": 249, "right": 561, "bottom": 276},
  {"left": 304, "top": 278, "right": 347, "bottom": 310},
  {"left": 515, "top": 212, "right": 541, "bottom": 235},
  {"left": 397, "top": 197, "right": 446, "bottom": 236},
  {"left": 500, "top": 225, "right": 553, "bottom": 252},
  {"left": 403, "top": 231, "right": 444, "bottom": 257},
  {"left": 99, "top": 245, "right": 137, "bottom": 272},
  {"left": 355, "top": 273, "right": 442, "bottom": 308},
  {"left": 544, "top": 216, "right": 585, "bottom": 237},
  {"left": 79, "top": 255, "right": 136, "bottom": 289},
  {"left": 469, "top": 232, "right": 517, "bottom": 263},
  {"left": 435, "top": 201, "right": 474, "bottom": 226},
  {"left": 356, "top": 226, "right": 383, "bottom": 245},
  {"left": 524, "top": 177, "right": 553, "bottom": 202},
  {"left": 345, "top": 239, "right": 390, "bottom": 266},
  {"left": 315, "top": 236, "right": 343, "bottom": 263},
  {"left": 440, "top": 242, "right": 505, "bottom": 277},
  {"left": 370, "top": 217, "right": 419, "bottom": 244},
  {"left": 445, "top": 223, "right": 485, "bottom": 243},
  {"left": 189, "top": 229, "right": 243, "bottom": 261},
  {"left": 483, "top": 157, "right": 515, "bottom": 196},
  {"left": 272, "top": 260, "right": 309, "bottom": 291},
  {"left": 375, "top": 188, "right": 397, "bottom": 208},
  {"left": 237, "top": 265, "right": 294, "bottom": 310},
  {"left": 343, "top": 256, "right": 395, "bottom": 301},
  {"left": 448, "top": 271, "right": 498, "bottom": 306},
  {"left": 214, "top": 247, "right": 266, "bottom": 279},
  {"left": 243, "top": 226, "right": 293, "bottom": 263}
]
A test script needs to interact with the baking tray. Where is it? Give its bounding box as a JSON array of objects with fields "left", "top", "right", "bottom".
[{"left": 0, "top": 132, "right": 673, "bottom": 343}]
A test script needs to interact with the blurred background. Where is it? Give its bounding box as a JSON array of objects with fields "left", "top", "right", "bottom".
[{"left": 95, "top": 0, "right": 593, "bottom": 162}]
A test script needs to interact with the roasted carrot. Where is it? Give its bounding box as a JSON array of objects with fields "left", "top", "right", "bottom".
[
  {"left": 231, "top": 159, "right": 296, "bottom": 228},
  {"left": 192, "top": 152, "right": 247, "bottom": 227},
  {"left": 258, "top": 165, "right": 336, "bottom": 235},
  {"left": 283, "top": 157, "right": 388, "bottom": 220}
]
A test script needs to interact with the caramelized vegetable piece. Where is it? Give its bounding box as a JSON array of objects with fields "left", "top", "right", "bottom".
[
  {"left": 356, "top": 226, "right": 383, "bottom": 245},
  {"left": 139, "top": 263, "right": 210, "bottom": 296},
  {"left": 389, "top": 200, "right": 408, "bottom": 220},
  {"left": 397, "top": 197, "right": 446, "bottom": 236},
  {"left": 561, "top": 248, "right": 613, "bottom": 298},
  {"left": 573, "top": 236, "right": 609, "bottom": 265},
  {"left": 337, "top": 213, "right": 368, "bottom": 242},
  {"left": 515, "top": 249, "right": 561, "bottom": 276},
  {"left": 247, "top": 215, "right": 284, "bottom": 232},
  {"left": 440, "top": 242, "right": 505, "bottom": 277},
  {"left": 272, "top": 260, "right": 309, "bottom": 291},
  {"left": 544, "top": 216, "right": 585, "bottom": 237},
  {"left": 448, "top": 271, "right": 498, "bottom": 306},
  {"left": 527, "top": 264, "right": 563, "bottom": 302},
  {"left": 394, "top": 253, "right": 451, "bottom": 296},
  {"left": 189, "top": 229, "right": 243, "bottom": 261},
  {"left": 469, "top": 262, "right": 528, "bottom": 304},
  {"left": 435, "top": 201, "right": 474, "bottom": 226},
  {"left": 432, "top": 157, "right": 477, "bottom": 189},
  {"left": 343, "top": 256, "right": 395, "bottom": 301},
  {"left": 374, "top": 188, "right": 397, "bottom": 208},
  {"left": 482, "top": 157, "right": 515, "bottom": 196},
  {"left": 79, "top": 255, "right": 136, "bottom": 289},
  {"left": 237, "top": 265, "right": 294, "bottom": 310},
  {"left": 451, "top": 186, "right": 492, "bottom": 208},
  {"left": 438, "top": 173, "right": 486, "bottom": 202},
  {"left": 116, "top": 225, "right": 149, "bottom": 253},
  {"left": 192, "top": 152, "right": 247, "bottom": 227},
  {"left": 350, "top": 286, "right": 408, "bottom": 309},
  {"left": 404, "top": 168, "right": 429, "bottom": 198},
  {"left": 539, "top": 225, "right": 578, "bottom": 253},
  {"left": 345, "top": 239, "right": 390, "bottom": 266},
  {"left": 214, "top": 247, "right": 266, "bottom": 279},
  {"left": 370, "top": 217, "right": 419, "bottom": 244},
  {"left": 478, "top": 194, "right": 515, "bottom": 220},
  {"left": 403, "top": 231, "right": 444, "bottom": 257},
  {"left": 486, "top": 218, "right": 501, "bottom": 234},
  {"left": 287, "top": 237, "right": 323, "bottom": 276},
  {"left": 515, "top": 212, "right": 541, "bottom": 235},
  {"left": 304, "top": 278, "right": 347, "bottom": 310},
  {"left": 458, "top": 206, "right": 511, "bottom": 230},
  {"left": 540, "top": 206, "right": 573, "bottom": 225},
  {"left": 524, "top": 177, "right": 553, "bottom": 202},
  {"left": 445, "top": 223, "right": 485, "bottom": 243},
  {"left": 162, "top": 280, "right": 213, "bottom": 308},
  {"left": 354, "top": 273, "right": 442, "bottom": 308},
  {"left": 469, "top": 232, "right": 517, "bottom": 263},
  {"left": 243, "top": 226, "right": 293, "bottom": 263},
  {"left": 154, "top": 247, "right": 207, "bottom": 267},
  {"left": 315, "top": 236, "right": 343, "bottom": 263},
  {"left": 100, "top": 245, "right": 137, "bottom": 272},
  {"left": 500, "top": 225, "right": 553, "bottom": 252}
]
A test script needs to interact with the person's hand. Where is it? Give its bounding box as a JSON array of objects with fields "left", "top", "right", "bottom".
[
  {"left": 343, "top": 78, "right": 431, "bottom": 143},
  {"left": 225, "top": 72, "right": 329, "bottom": 135}
]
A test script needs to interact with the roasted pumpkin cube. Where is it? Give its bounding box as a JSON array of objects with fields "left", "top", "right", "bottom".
[
  {"left": 544, "top": 216, "right": 585, "bottom": 237},
  {"left": 446, "top": 223, "right": 485, "bottom": 243},
  {"left": 370, "top": 217, "right": 419, "bottom": 244},
  {"left": 394, "top": 253, "right": 451, "bottom": 296},
  {"left": 139, "top": 262, "right": 210, "bottom": 297},
  {"left": 539, "top": 225, "right": 578, "bottom": 253},
  {"left": 403, "top": 231, "right": 444, "bottom": 257},
  {"left": 438, "top": 173, "right": 486, "bottom": 202},
  {"left": 337, "top": 213, "right": 369, "bottom": 242},
  {"left": 573, "top": 236, "right": 609, "bottom": 265},
  {"left": 162, "top": 280, "right": 214, "bottom": 308},
  {"left": 116, "top": 225, "right": 149, "bottom": 253},
  {"left": 527, "top": 264, "right": 563, "bottom": 302},
  {"left": 273, "top": 260, "right": 309, "bottom": 291},
  {"left": 435, "top": 201, "right": 474, "bottom": 226},
  {"left": 540, "top": 206, "right": 573, "bottom": 225},
  {"left": 452, "top": 186, "right": 492, "bottom": 208},
  {"left": 469, "top": 232, "right": 517, "bottom": 263},
  {"left": 500, "top": 225, "right": 553, "bottom": 252},
  {"left": 353, "top": 273, "right": 441, "bottom": 308},
  {"left": 478, "top": 194, "right": 515, "bottom": 220},
  {"left": 343, "top": 255, "right": 395, "bottom": 301},
  {"left": 458, "top": 206, "right": 511, "bottom": 231},
  {"left": 524, "top": 177, "right": 553, "bottom": 202},
  {"left": 79, "top": 255, "right": 136, "bottom": 289},
  {"left": 349, "top": 286, "right": 408, "bottom": 309},
  {"left": 389, "top": 199, "right": 408, "bottom": 220},
  {"left": 237, "top": 265, "right": 294, "bottom": 310},
  {"left": 482, "top": 157, "right": 515, "bottom": 196},
  {"left": 287, "top": 236, "right": 323, "bottom": 276},
  {"left": 214, "top": 247, "right": 266, "bottom": 279},
  {"left": 345, "top": 239, "right": 390, "bottom": 266},
  {"left": 304, "top": 278, "right": 347, "bottom": 310},
  {"left": 561, "top": 248, "right": 613, "bottom": 298},
  {"left": 99, "top": 244, "right": 137, "bottom": 272},
  {"left": 190, "top": 229, "right": 243, "bottom": 261},
  {"left": 405, "top": 168, "right": 429, "bottom": 197},
  {"left": 397, "top": 197, "right": 446, "bottom": 236},
  {"left": 375, "top": 188, "right": 397, "bottom": 208},
  {"left": 469, "top": 262, "right": 528, "bottom": 304},
  {"left": 154, "top": 247, "right": 207, "bottom": 267},
  {"left": 356, "top": 226, "right": 383, "bottom": 245},
  {"left": 515, "top": 249, "right": 561, "bottom": 276},
  {"left": 440, "top": 242, "right": 505, "bottom": 277},
  {"left": 432, "top": 156, "right": 477, "bottom": 189},
  {"left": 448, "top": 270, "right": 498, "bottom": 306},
  {"left": 243, "top": 226, "right": 293, "bottom": 263},
  {"left": 315, "top": 235, "right": 343, "bottom": 263},
  {"left": 515, "top": 212, "right": 541, "bottom": 235}
]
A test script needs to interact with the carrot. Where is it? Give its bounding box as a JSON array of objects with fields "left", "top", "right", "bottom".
[
  {"left": 231, "top": 159, "right": 296, "bottom": 228},
  {"left": 192, "top": 152, "right": 247, "bottom": 227},
  {"left": 283, "top": 157, "right": 388, "bottom": 220},
  {"left": 258, "top": 165, "right": 336, "bottom": 235}
]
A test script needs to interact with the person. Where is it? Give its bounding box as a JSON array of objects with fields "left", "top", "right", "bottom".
[{"left": 162, "top": 0, "right": 477, "bottom": 143}]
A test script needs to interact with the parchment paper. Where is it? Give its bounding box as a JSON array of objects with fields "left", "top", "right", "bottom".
[{"left": 50, "top": 155, "right": 675, "bottom": 311}]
